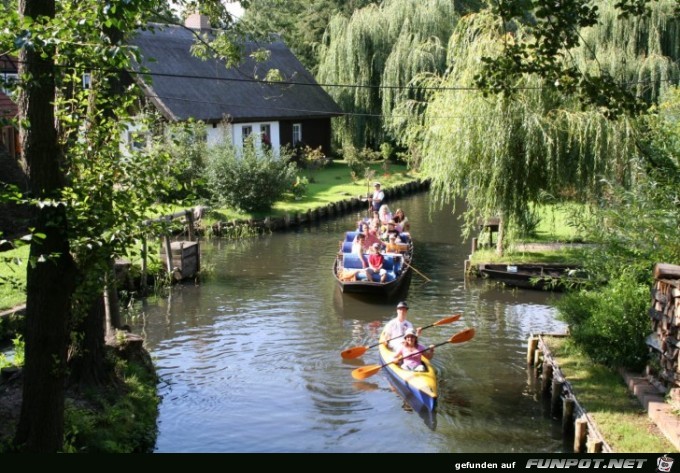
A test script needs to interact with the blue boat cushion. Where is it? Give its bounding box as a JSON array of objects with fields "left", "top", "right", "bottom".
[
  {"left": 345, "top": 231, "right": 359, "bottom": 242},
  {"left": 341, "top": 241, "right": 354, "bottom": 253},
  {"left": 342, "top": 254, "right": 399, "bottom": 282}
]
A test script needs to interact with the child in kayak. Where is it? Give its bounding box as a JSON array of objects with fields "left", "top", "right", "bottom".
[{"left": 392, "top": 328, "right": 434, "bottom": 372}]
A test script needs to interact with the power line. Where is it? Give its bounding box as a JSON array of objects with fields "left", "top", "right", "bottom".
[{"left": 10, "top": 56, "right": 674, "bottom": 94}]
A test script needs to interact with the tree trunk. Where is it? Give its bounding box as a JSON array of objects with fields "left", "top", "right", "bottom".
[
  {"left": 68, "top": 290, "right": 111, "bottom": 389},
  {"left": 14, "top": 0, "right": 76, "bottom": 453}
]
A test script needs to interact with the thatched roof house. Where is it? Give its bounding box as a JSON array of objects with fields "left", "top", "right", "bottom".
[{"left": 128, "top": 14, "right": 342, "bottom": 155}]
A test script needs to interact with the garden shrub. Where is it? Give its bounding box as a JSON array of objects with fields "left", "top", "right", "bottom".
[
  {"left": 556, "top": 272, "right": 650, "bottom": 370},
  {"left": 204, "top": 139, "right": 296, "bottom": 212}
]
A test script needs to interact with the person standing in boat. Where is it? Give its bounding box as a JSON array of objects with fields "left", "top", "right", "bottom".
[
  {"left": 391, "top": 328, "right": 434, "bottom": 372},
  {"left": 368, "top": 182, "right": 384, "bottom": 212},
  {"left": 381, "top": 301, "right": 421, "bottom": 350}
]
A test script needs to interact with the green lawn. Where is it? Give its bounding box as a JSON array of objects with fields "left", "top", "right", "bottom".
[
  {"left": 470, "top": 201, "right": 592, "bottom": 265},
  {"left": 198, "top": 159, "right": 415, "bottom": 223},
  {"left": 545, "top": 336, "right": 678, "bottom": 453},
  {"left": 0, "top": 244, "right": 28, "bottom": 311}
]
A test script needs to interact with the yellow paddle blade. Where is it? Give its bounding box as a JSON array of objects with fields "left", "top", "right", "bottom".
[
  {"left": 433, "top": 313, "right": 461, "bottom": 326},
  {"left": 351, "top": 364, "right": 383, "bottom": 380},
  {"left": 341, "top": 345, "right": 369, "bottom": 360},
  {"left": 450, "top": 327, "right": 475, "bottom": 344}
]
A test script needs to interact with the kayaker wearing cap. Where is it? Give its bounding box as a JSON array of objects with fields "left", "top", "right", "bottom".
[
  {"left": 369, "top": 182, "right": 384, "bottom": 212},
  {"left": 381, "top": 301, "right": 422, "bottom": 350},
  {"left": 391, "top": 327, "right": 434, "bottom": 372}
]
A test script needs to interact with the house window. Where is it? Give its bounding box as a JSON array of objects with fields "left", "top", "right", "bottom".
[
  {"left": 260, "top": 124, "right": 271, "bottom": 149},
  {"left": 1, "top": 72, "right": 18, "bottom": 94},
  {"left": 292, "top": 123, "right": 302, "bottom": 146},
  {"left": 82, "top": 73, "right": 91, "bottom": 90},
  {"left": 241, "top": 125, "right": 252, "bottom": 145}
]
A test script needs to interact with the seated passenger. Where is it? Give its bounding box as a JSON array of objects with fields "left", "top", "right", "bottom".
[
  {"left": 379, "top": 205, "right": 393, "bottom": 226},
  {"left": 381, "top": 220, "right": 401, "bottom": 242},
  {"left": 352, "top": 232, "right": 368, "bottom": 256},
  {"left": 364, "top": 226, "right": 383, "bottom": 250},
  {"left": 392, "top": 328, "right": 434, "bottom": 372},
  {"left": 366, "top": 243, "right": 387, "bottom": 283},
  {"left": 370, "top": 211, "right": 381, "bottom": 231},
  {"left": 393, "top": 208, "right": 409, "bottom": 232},
  {"left": 351, "top": 234, "right": 369, "bottom": 278},
  {"left": 386, "top": 234, "right": 402, "bottom": 253}
]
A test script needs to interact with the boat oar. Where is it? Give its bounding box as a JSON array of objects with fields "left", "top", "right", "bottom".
[
  {"left": 340, "top": 314, "right": 462, "bottom": 360},
  {"left": 351, "top": 327, "right": 475, "bottom": 380},
  {"left": 404, "top": 262, "right": 432, "bottom": 283}
]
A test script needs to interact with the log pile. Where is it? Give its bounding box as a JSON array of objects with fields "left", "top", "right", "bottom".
[{"left": 649, "top": 263, "right": 680, "bottom": 389}]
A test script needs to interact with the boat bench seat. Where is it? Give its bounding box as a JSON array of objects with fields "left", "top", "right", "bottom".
[
  {"left": 342, "top": 254, "right": 400, "bottom": 282},
  {"left": 345, "top": 231, "right": 359, "bottom": 242}
]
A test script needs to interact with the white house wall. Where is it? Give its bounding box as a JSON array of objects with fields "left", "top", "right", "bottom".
[
  {"left": 230, "top": 121, "right": 280, "bottom": 155},
  {"left": 207, "top": 122, "right": 229, "bottom": 147}
]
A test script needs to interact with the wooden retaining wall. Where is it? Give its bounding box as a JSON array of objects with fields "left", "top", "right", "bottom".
[
  {"left": 527, "top": 333, "right": 612, "bottom": 453},
  {"left": 207, "top": 179, "right": 431, "bottom": 236}
]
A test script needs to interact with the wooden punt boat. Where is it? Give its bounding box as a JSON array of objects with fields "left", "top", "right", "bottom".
[
  {"left": 333, "top": 231, "right": 413, "bottom": 298},
  {"left": 377, "top": 330, "right": 437, "bottom": 412}
]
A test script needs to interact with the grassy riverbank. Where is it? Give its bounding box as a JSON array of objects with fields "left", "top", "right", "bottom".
[{"left": 544, "top": 336, "right": 678, "bottom": 453}]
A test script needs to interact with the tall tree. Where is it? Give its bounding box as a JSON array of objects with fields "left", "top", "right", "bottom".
[
  {"left": 1, "top": 0, "right": 246, "bottom": 451},
  {"left": 13, "top": 0, "right": 76, "bottom": 451}
]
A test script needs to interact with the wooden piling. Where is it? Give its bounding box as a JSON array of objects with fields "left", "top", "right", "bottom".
[
  {"left": 527, "top": 336, "right": 539, "bottom": 365},
  {"left": 562, "top": 398, "right": 575, "bottom": 434},
  {"left": 541, "top": 363, "right": 553, "bottom": 396},
  {"left": 533, "top": 348, "right": 542, "bottom": 369},
  {"left": 185, "top": 210, "right": 194, "bottom": 241},
  {"left": 551, "top": 378, "right": 564, "bottom": 418},
  {"left": 574, "top": 416, "right": 587, "bottom": 453},
  {"left": 163, "top": 235, "right": 173, "bottom": 273},
  {"left": 587, "top": 438, "right": 603, "bottom": 453}
]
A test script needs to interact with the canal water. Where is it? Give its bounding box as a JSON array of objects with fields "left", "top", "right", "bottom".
[{"left": 125, "top": 192, "right": 569, "bottom": 453}]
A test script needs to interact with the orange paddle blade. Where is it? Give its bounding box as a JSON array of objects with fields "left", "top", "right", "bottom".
[
  {"left": 341, "top": 345, "right": 369, "bottom": 360},
  {"left": 450, "top": 327, "right": 475, "bottom": 344},
  {"left": 433, "top": 314, "right": 461, "bottom": 326},
  {"left": 351, "top": 364, "right": 383, "bottom": 380}
]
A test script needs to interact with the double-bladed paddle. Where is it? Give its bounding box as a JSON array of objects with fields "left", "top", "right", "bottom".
[
  {"left": 340, "top": 314, "right": 462, "bottom": 360},
  {"left": 350, "top": 327, "right": 476, "bottom": 380}
]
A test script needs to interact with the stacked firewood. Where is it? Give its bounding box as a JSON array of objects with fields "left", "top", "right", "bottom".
[{"left": 649, "top": 263, "right": 680, "bottom": 389}]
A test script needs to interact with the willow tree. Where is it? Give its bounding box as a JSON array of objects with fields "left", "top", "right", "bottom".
[
  {"left": 316, "top": 0, "right": 461, "bottom": 149},
  {"left": 392, "top": 1, "right": 679, "bottom": 247},
  {"left": 241, "top": 0, "right": 381, "bottom": 73}
]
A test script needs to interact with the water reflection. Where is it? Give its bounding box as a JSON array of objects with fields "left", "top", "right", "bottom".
[{"left": 126, "top": 192, "right": 568, "bottom": 453}]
